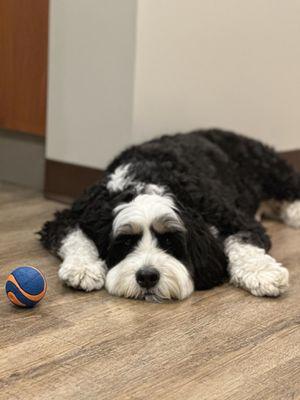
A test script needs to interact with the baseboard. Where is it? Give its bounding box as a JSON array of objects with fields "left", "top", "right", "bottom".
[
  {"left": 280, "top": 149, "right": 300, "bottom": 172},
  {"left": 44, "top": 149, "right": 300, "bottom": 204},
  {"left": 44, "top": 159, "right": 103, "bottom": 203}
]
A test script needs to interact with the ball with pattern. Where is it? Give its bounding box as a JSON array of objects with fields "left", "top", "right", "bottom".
[{"left": 5, "top": 266, "right": 47, "bottom": 308}]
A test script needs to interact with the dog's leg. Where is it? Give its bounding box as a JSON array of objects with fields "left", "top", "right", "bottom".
[
  {"left": 280, "top": 200, "right": 300, "bottom": 228},
  {"left": 58, "top": 228, "right": 107, "bottom": 291},
  {"left": 39, "top": 207, "right": 107, "bottom": 291},
  {"left": 224, "top": 234, "right": 289, "bottom": 297},
  {"left": 255, "top": 152, "right": 300, "bottom": 228},
  {"left": 39, "top": 181, "right": 112, "bottom": 291},
  {"left": 255, "top": 199, "right": 300, "bottom": 229}
]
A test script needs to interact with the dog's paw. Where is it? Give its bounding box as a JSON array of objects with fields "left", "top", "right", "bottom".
[
  {"left": 59, "top": 259, "right": 107, "bottom": 291},
  {"left": 231, "top": 257, "right": 289, "bottom": 297},
  {"left": 226, "top": 237, "right": 289, "bottom": 297},
  {"left": 281, "top": 200, "right": 300, "bottom": 229},
  {"left": 247, "top": 264, "right": 289, "bottom": 297}
]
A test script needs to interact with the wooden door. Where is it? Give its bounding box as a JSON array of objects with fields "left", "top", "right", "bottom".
[{"left": 0, "top": 0, "right": 49, "bottom": 136}]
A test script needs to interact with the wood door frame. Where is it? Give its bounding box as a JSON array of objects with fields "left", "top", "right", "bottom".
[{"left": 0, "top": 0, "right": 49, "bottom": 136}]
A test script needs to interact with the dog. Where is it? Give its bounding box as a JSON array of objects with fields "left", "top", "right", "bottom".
[{"left": 40, "top": 129, "right": 300, "bottom": 301}]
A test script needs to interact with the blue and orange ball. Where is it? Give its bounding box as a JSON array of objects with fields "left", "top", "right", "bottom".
[{"left": 5, "top": 266, "right": 47, "bottom": 308}]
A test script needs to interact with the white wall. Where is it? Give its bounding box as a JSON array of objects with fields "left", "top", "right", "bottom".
[
  {"left": 46, "top": 0, "right": 137, "bottom": 168},
  {"left": 47, "top": 0, "right": 300, "bottom": 171},
  {"left": 133, "top": 0, "right": 300, "bottom": 150}
]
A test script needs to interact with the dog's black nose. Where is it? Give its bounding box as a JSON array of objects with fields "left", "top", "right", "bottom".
[{"left": 136, "top": 267, "right": 160, "bottom": 289}]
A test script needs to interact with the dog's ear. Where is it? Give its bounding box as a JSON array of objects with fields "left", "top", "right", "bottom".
[
  {"left": 180, "top": 207, "right": 228, "bottom": 290},
  {"left": 78, "top": 185, "right": 135, "bottom": 260},
  {"left": 78, "top": 186, "right": 113, "bottom": 260}
]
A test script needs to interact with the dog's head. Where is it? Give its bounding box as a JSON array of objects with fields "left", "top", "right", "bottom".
[{"left": 80, "top": 189, "right": 228, "bottom": 302}]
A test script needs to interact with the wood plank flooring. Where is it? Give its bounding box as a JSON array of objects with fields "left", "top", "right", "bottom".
[{"left": 0, "top": 182, "right": 299, "bottom": 400}]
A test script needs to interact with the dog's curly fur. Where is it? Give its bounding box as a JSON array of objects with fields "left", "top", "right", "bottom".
[{"left": 39, "top": 129, "right": 300, "bottom": 301}]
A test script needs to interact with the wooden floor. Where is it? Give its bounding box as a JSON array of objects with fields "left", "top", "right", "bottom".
[{"left": 0, "top": 182, "right": 299, "bottom": 400}]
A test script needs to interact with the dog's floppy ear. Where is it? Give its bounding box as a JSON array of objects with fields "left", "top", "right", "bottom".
[
  {"left": 180, "top": 207, "right": 228, "bottom": 290},
  {"left": 78, "top": 185, "right": 135, "bottom": 260}
]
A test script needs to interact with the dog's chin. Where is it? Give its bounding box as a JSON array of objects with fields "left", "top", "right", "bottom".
[
  {"left": 105, "top": 280, "right": 185, "bottom": 303},
  {"left": 105, "top": 279, "right": 194, "bottom": 302},
  {"left": 107, "top": 284, "right": 175, "bottom": 303},
  {"left": 139, "top": 289, "right": 171, "bottom": 303},
  {"left": 119, "top": 283, "right": 191, "bottom": 303}
]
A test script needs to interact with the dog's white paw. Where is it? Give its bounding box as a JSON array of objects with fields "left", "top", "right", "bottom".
[
  {"left": 226, "top": 237, "right": 289, "bottom": 297},
  {"left": 59, "top": 259, "right": 107, "bottom": 291},
  {"left": 231, "top": 257, "right": 289, "bottom": 297},
  {"left": 281, "top": 200, "right": 300, "bottom": 229}
]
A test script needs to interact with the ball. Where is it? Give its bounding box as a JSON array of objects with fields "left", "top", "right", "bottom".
[{"left": 5, "top": 266, "right": 47, "bottom": 308}]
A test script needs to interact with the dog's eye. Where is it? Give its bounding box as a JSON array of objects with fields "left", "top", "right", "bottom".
[
  {"left": 158, "top": 234, "right": 173, "bottom": 248},
  {"left": 124, "top": 238, "right": 133, "bottom": 246},
  {"left": 115, "top": 234, "right": 140, "bottom": 248},
  {"left": 163, "top": 237, "right": 171, "bottom": 246},
  {"left": 155, "top": 231, "right": 186, "bottom": 260}
]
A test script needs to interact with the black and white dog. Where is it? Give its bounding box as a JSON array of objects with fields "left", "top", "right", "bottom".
[{"left": 40, "top": 129, "right": 300, "bottom": 301}]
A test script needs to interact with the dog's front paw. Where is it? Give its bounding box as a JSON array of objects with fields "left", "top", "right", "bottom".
[
  {"left": 231, "top": 257, "right": 289, "bottom": 297},
  {"left": 248, "top": 264, "right": 289, "bottom": 297},
  {"left": 59, "top": 259, "right": 107, "bottom": 291}
]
